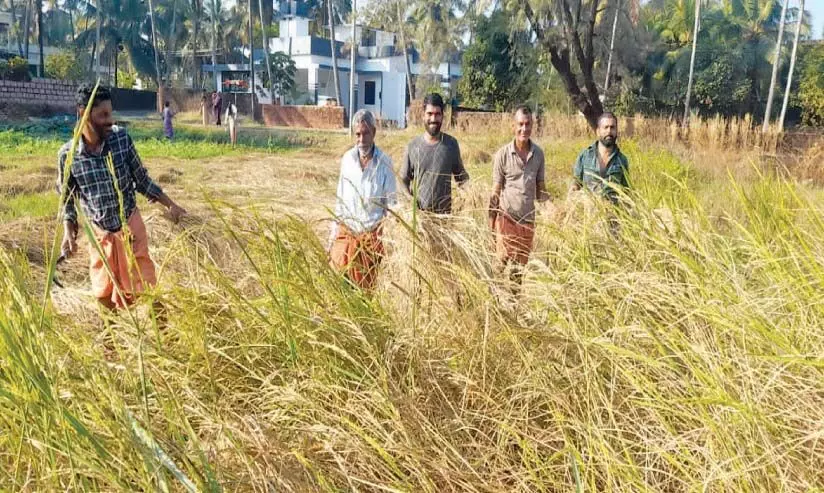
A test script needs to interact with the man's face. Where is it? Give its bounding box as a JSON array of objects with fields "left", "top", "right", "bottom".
[
  {"left": 424, "top": 104, "right": 443, "bottom": 137},
  {"left": 83, "top": 100, "right": 115, "bottom": 140},
  {"left": 513, "top": 110, "right": 533, "bottom": 145},
  {"left": 597, "top": 116, "right": 618, "bottom": 148},
  {"left": 354, "top": 122, "right": 375, "bottom": 153}
]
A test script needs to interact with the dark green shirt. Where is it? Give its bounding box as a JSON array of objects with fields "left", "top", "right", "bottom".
[{"left": 573, "top": 141, "right": 630, "bottom": 203}]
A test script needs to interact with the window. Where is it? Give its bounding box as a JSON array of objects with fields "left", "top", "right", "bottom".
[{"left": 364, "top": 81, "right": 376, "bottom": 105}]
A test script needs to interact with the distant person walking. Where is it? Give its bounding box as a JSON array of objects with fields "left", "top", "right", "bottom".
[
  {"left": 488, "top": 105, "right": 549, "bottom": 289},
  {"left": 200, "top": 90, "right": 209, "bottom": 126},
  {"left": 211, "top": 91, "right": 222, "bottom": 125},
  {"left": 57, "top": 85, "right": 187, "bottom": 310},
  {"left": 162, "top": 101, "right": 175, "bottom": 140},
  {"left": 328, "top": 110, "right": 397, "bottom": 290},
  {"left": 225, "top": 101, "right": 238, "bottom": 146}
]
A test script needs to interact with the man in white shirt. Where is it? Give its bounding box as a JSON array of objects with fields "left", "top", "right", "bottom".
[{"left": 328, "top": 110, "right": 397, "bottom": 290}]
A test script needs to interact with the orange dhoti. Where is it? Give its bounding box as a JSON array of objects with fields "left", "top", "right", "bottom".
[
  {"left": 89, "top": 209, "right": 157, "bottom": 309},
  {"left": 329, "top": 224, "right": 384, "bottom": 290},
  {"left": 495, "top": 212, "right": 535, "bottom": 265}
]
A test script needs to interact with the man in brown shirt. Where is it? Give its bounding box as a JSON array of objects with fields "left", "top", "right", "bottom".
[{"left": 489, "top": 105, "right": 549, "bottom": 286}]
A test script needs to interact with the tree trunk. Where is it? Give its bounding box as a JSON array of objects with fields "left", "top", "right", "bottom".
[
  {"left": 604, "top": 0, "right": 620, "bottom": 92},
  {"left": 348, "top": 0, "right": 356, "bottom": 135},
  {"left": 94, "top": 0, "right": 101, "bottom": 80},
  {"left": 35, "top": 0, "right": 43, "bottom": 77},
  {"left": 148, "top": 0, "right": 163, "bottom": 111},
  {"left": 778, "top": 0, "right": 803, "bottom": 132},
  {"left": 520, "top": 0, "right": 604, "bottom": 130},
  {"left": 259, "top": 0, "right": 274, "bottom": 100},
  {"left": 763, "top": 0, "right": 789, "bottom": 132},
  {"left": 10, "top": 0, "right": 24, "bottom": 56},
  {"left": 69, "top": 8, "right": 75, "bottom": 42},
  {"left": 682, "top": 0, "right": 700, "bottom": 125},
  {"left": 193, "top": 0, "right": 201, "bottom": 88},
  {"left": 165, "top": 0, "right": 178, "bottom": 84},
  {"left": 397, "top": 0, "right": 414, "bottom": 102},
  {"left": 328, "top": 0, "right": 341, "bottom": 105},
  {"left": 211, "top": 0, "right": 218, "bottom": 91},
  {"left": 23, "top": 0, "right": 31, "bottom": 60},
  {"left": 248, "top": 0, "right": 255, "bottom": 119}
]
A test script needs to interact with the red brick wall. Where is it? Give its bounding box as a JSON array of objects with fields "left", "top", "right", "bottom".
[
  {"left": 0, "top": 78, "right": 76, "bottom": 113},
  {"left": 262, "top": 104, "right": 345, "bottom": 129}
]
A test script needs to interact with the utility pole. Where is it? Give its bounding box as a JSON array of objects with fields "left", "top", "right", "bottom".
[
  {"left": 763, "top": 0, "right": 789, "bottom": 132},
  {"left": 248, "top": 0, "right": 255, "bottom": 120},
  {"left": 682, "top": 0, "right": 701, "bottom": 126},
  {"left": 779, "top": 0, "right": 803, "bottom": 133},
  {"left": 348, "top": 0, "right": 356, "bottom": 136},
  {"left": 604, "top": 0, "right": 620, "bottom": 92}
]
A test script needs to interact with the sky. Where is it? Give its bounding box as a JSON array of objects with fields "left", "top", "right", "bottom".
[{"left": 809, "top": 0, "right": 824, "bottom": 39}]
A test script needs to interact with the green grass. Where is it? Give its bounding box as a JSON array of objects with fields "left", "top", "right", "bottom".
[
  {"left": 0, "top": 121, "right": 307, "bottom": 164},
  {"left": 1, "top": 128, "right": 823, "bottom": 490},
  {"left": 0, "top": 192, "right": 59, "bottom": 221}
]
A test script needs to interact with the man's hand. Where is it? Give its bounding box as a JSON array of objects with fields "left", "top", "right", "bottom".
[
  {"left": 61, "top": 221, "right": 78, "bottom": 258},
  {"left": 488, "top": 194, "right": 500, "bottom": 231},
  {"left": 167, "top": 202, "right": 187, "bottom": 224}
]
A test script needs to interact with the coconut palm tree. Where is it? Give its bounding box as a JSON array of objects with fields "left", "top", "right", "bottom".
[
  {"left": 778, "top": 0, "right": 804, "bottom": 131},
  {"left": 762, "top": 0, "right": 789, "bottom": 130},
  {"left": 683, "top": 0, "right": 701, "bottom": 123},
  {"left": 76, "top": 0, "right": 158, "bottom": 84}
]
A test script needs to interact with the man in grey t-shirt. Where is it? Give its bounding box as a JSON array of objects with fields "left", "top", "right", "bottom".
[
  {"left": 400, "top": 93, "right": 470, "bottom": 305},
  {"left": 400, "top": 93, "right": 469, "bottom": 214}
]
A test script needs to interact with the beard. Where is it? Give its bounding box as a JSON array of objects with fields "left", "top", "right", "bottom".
[
  {"left": 600, "top": 135, "right": 616, "bottom": 148},
  {"left": 358, "top": 143, "right": 374, "bottom": 156},
  {"left": 426, "top": 121, "right": 442, "bottom": 137}
]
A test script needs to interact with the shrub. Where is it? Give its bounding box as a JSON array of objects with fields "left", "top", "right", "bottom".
[{"left": 45, "top": 51, "right": 87, "bottom": 82}]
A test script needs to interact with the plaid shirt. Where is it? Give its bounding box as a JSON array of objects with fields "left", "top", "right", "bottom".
[{"left": 57, "top": 126, "right": 163, "bottom": 232}]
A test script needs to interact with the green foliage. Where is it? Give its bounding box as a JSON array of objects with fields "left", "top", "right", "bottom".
[
  {"left": 264, "top": 52, "right": 297, "bottom": 101},
  {"left": 44, "top": 50, "right": 88, "bottom": 82},
  {"left": 457, "top": 12, "right": 534, "bottom": 111},
  {"left": 798, "top": 44, "right": 824, "bottom": 126},
  {"left": 117, "top": 71, "right": 138, "bottom": 90},
  {"left": 692, "top": 53, "right": 752, "bottom": 116},
  {"left": 0, "top": 57, "right": 31, "bottom": 82}
]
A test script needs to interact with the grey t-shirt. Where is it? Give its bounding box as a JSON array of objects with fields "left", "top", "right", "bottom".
[{"left": 400, "top": 133, "right": 469, "bottom": 214}]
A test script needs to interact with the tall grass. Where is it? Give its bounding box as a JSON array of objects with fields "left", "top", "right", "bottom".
[{"left": 2, "top": 124, "right": 824, "bottom": 489}]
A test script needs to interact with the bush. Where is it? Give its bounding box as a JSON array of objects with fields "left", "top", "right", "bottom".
[
  {"left": 45, "top": 51, "right": 87, "bottom": 82},
  {"left": 116, "top": 70, "right": 137, "bottom": 89},
  {"left": 0, "top": 56, "right": 31, "bottom": 81},
  {"left": 798, "top": 44, "right": 824, "bottom": 126}
]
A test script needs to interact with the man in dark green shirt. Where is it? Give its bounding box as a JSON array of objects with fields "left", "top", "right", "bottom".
[{"left": 571, "top": 112, "right": 630, "bottom": 204}]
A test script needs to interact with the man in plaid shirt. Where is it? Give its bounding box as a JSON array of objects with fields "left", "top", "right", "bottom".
[{"left": 58, "top": 84, "right": 186, "bottom": 309}]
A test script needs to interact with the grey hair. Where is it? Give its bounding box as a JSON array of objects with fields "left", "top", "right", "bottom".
[{"left": 351, "top": 109, "right": 377, "bottom": 130}]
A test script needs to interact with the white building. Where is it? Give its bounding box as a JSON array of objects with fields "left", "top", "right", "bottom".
[
  {"left": 202, "top": 0, "right": 462, "bottom": 127},
  {"left": 0, "top": 11, "right": 61, "bottom": 72}
]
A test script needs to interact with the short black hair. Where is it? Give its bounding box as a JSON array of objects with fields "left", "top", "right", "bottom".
[
  {"left": 164, "top": 101, "right": 170, "bottom": 107},
  {"left": 423, "top": 93, "right": 445, "bottom": 111},
  {"left": 76, "top": 84, "right": 112, "bottom": 109},
  {"left": 513, "top": 104, "right": 532, "bottom": 118},
  {"left": 597, "top": 112, "right": 618, "bottom": 127}
]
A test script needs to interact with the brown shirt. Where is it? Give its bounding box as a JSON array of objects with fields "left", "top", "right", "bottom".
[{"left": 493, "top": 140, "right": 545, "bottom": 223}]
